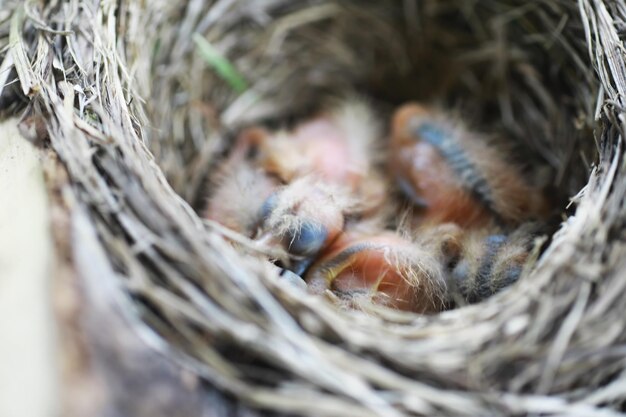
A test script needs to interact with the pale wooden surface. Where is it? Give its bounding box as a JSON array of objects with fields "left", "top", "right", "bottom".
[{"left": 0, "top": 118, "right": 57, "bottom": 417}]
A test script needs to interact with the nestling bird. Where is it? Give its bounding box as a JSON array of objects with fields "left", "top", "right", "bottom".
[
  {"left": 415, "top": 222, "right": 541, "bottom": 305},
  {"left": 389, "top": 103, "right": 552, "bottom": 229},
  {"left": 204, "top": 127, "right": 280, "bottom": 236},
  {"left": 446, "top": 231, "right": 532, "bottom": 304},
  {"left": 305, "top": 228, "right": 447, "bottom": 313},
  {"left": 206, "top": 99, "right": 388, "bottom": 274},
  {"left": 248, "top": 99, "right": 388, "bottom": 215}
]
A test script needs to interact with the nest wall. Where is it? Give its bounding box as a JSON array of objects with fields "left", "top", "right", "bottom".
[{"left": 2, "top": 0, "right": 626, "bottom": 416}]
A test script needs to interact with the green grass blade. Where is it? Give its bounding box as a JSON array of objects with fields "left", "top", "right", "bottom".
[{"left": 193, "top": 33, "right": 248, "bottom": 94}]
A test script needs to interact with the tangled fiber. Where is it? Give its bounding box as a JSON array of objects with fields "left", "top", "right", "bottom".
[{"left": 2, "top": 0, "right": 626, "bottom": 416}]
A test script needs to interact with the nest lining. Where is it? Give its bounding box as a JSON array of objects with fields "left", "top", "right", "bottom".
[{"left": 2, "top": 0, "right": 626, "bottom": 416}]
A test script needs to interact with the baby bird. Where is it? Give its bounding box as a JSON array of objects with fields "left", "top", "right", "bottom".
[
  {"left": 390, "top": 103, "right": 552, "bottom": 228},
  {"left": 255, "top": 178, "right": 355, "bottom": 275},
  {"left": 416, "top": 222, "right": 540, "bottom": 305},
  {"left": 205, "top": 127, "right": 280, "bottom": 236},
  {"left": 305, "top": 229, "right": 447, "bottom": 313},
  {"left": 250, "top": 99, "right": 387, "bottom": 214},
  {"left": 453, "top": 222, "right": 544, "bottom": 304},
  {"left": 447, "top": 232, "right": 530, "bottom": 304},
  {"left": 206, "top": 99, "right": 387, "bottom": 274}
]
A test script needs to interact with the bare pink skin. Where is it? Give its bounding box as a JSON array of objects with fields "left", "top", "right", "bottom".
[
  {"left": 390, "top": 103, "right": 551, "bottom": 228},
  {"left": 205, "top": 122, "right": 355, "bottom": 260},
  {"left": 306, "top": 232, "right": 444, "bottom": 313},
  {"left": 208, "top": 108, "right": 459, "bottom": 314},
  {"left": 290, "top": 118, "right": 363, "bottom": 189},
  {"left": 259, "top": 115, "right": 387, "bottom": 217},
  {"left": 253, "top": 117, "right": 369, "bottom": 193}
]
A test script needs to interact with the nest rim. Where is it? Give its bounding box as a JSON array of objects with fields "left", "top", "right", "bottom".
[{"left": 4, "top": 0, "right": 626, "bottom": 416}]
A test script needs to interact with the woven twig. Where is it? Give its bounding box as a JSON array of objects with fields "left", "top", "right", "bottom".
[{"left": 1, "top": 0, "right": 626, "bottom": 416}]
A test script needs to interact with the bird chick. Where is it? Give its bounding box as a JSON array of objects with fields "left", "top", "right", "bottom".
[
  {"left": 416, "top": 222, "right": 539, "bottom": 305},
  {"left": 206, "top": 99, "right": 387, "bottom": 276},
  {"left": 246, "top": 99, "right": 387, "bottom": 214},
  {"left": 390, "top": 103, "right": 552, "bottom": 228},
  {"left": 305, "top": 230, "right": 447, "bottom": 313},
  {"left": 447, "top": 230, "right": 535, "bottom": 305},
  {"left": 255, "top": 177, "right": 356, "bottom": 275},
  {"left": 204, "top": 128, "right": 279, "bottom": 235}
]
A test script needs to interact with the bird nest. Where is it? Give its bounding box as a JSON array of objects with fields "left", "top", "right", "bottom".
[{"left": 3, "top": 0, "right": 626, "bottom": 416}]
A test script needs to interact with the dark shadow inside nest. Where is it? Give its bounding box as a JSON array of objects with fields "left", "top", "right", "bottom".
[{"left": 155, "top": 1, "right": 599, "bottom": 314}]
